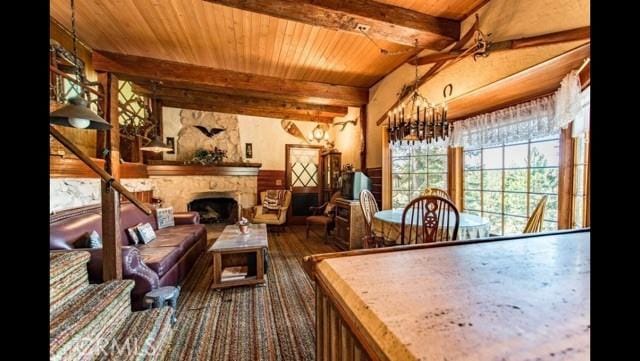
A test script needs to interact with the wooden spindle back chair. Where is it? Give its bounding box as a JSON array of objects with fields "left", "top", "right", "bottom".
[
  {"left": 523, "top": 195, "right": 548, "bottom": 233},
  {"left": 400, "top": 195, "right": 460, "bottom": 244},
  {"left": 359, "top": 190, "right": 380, "bottom": 248},
  {"left": 422, "top": 187, "right": 451, "bottom": 200}
]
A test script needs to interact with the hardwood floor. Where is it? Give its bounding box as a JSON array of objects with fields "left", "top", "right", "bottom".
[{"left": 164, "top": 225, "right": 339, "bottom": 360}]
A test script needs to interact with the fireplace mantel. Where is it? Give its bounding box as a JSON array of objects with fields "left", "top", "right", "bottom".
[{"left": 146, "top": 160, "right": 261, "bottom": 177}]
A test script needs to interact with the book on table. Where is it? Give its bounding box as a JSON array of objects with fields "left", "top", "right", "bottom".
[{"left": 221, "top": 266, "right": 248, "bottom": 281}]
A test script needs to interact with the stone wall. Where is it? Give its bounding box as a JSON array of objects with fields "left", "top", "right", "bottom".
[
  {"left": 50, "top": 178, "right": 154, "bottom": 213},
  {"left": 176, "top": 110, "right": 243, "bottom": 162},
  {"left": 150, "top": 175, "right": 257, "bottom": 212}
]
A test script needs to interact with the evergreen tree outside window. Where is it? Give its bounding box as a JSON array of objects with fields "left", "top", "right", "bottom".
[
  {"left": 391, "top": 142, "right": 448, "bottom": 209},
  {"left": 463, "top": 134, "right": 560, "bottom": 235}
]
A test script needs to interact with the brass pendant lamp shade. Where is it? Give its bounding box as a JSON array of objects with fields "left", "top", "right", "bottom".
[
  {"left": 50, "top": 96, "right": 112, "bottom": 130},
  {"left": 49, "top": 0, "right": 111, "bottom": 130},
  {"left": 140, "top": 135, "right": 173, "bottom": 153}
]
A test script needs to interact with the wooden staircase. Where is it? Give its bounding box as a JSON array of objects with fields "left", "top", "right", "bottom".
[{"left": 50, "top": 251, "right": 174, "bottom": 360}]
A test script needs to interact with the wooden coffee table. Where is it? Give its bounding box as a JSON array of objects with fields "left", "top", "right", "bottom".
[{"left": 209, "top": 223, "right": 268, "bottom": 289}]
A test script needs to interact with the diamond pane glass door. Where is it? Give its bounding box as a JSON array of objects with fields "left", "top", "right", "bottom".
[{"left": 286, "top": 145, "right": 322, "bottom": 224}]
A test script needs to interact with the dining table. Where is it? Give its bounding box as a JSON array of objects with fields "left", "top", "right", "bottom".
[{"left": 372, "top": 208, "right": 491, "bottom": 244}]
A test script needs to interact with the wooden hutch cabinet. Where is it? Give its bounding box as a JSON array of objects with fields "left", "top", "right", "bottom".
[
  {"left": 320, "top": 150, "right": 341, "bottom": 203},
  {"left": 333, "top": 198, "right": 365, "bottom": 251}
]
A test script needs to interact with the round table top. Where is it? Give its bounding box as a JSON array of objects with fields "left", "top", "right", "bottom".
[{"left": 373, "top": 208, "right": 490, "bottom": 228}]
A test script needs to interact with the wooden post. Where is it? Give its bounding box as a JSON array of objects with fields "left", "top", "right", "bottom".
[
  {"left": 359, "top": 105, "right": 367, "bottom": 171},
  {"left": 143, "top": 98, "right": 164, "bottom": 163},
  {"left": 130, "top": 135, "right": 144, "bottom": 163},
  {"left": 99, "top": 71, "right": 123, "bottom": 281},
  {"left": 381, "top": 127, "right": 392, "bottom": 210},
  {"left": 447, "top": 147, "right": 464, "bottom": 209},
  {"left": 558, "top": 126, "right": 574, "bottom": 230}
]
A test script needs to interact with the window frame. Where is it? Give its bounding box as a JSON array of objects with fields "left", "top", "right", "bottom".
[
  {"left": 389, "top": 142, "right": 449, "bottom": 209},
  {"left": 462, "top": 135, "right": 561, "bottom": 236}
]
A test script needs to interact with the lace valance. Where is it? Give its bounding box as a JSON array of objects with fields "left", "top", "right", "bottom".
[
  {"left": 450, "top": 71, "right": 588, "bottom": 148},
  {"left": 450, "top": 95, "right": 557, "bottom": 148}
]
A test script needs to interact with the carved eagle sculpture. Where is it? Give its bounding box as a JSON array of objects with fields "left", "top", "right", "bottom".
[{"left": 193, "top": 126, "right": 225, "bottom": 138}]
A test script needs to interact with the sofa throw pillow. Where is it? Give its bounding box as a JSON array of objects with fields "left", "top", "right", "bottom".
[
  {"left": 74, "top": 230, "right": 102, "bottom": 249},
  {"left": 156, "top": 207, "right": 175, "bottom": 229},
  {"left": 262, "top": 190, "right": 285, "bottom": 215},
  {"left": 87, "top": 230, "right": 102, "bottom": 248},
  {"left": 136, "top": 223, "right": 157, "bottom": 244},
  {"left": 126, "top": 223, "right": 143, "bottom": 245}
]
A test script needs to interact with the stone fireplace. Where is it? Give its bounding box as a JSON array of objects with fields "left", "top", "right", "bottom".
[
  {"left": 187, "top": 192, "right": 241, "bottom": 224},
  {"left": 150, "top": 174, "right": 257, "bottom": 214}
]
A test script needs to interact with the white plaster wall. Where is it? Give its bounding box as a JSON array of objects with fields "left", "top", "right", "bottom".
[
  {"left": 238, "top": 115, "right": 323, "bottom": 170},
  {"left": 50, "top": 178, "right": 154, "bottom": 213},
  {"left": 329, "top": 107, "right": 362, "bottom": 170},
  {"left": 163, "top": 108, "right": 332, "bottom": 170},
  {"left": 365, "top": 0, "right": 590, "bottom": 167},
  {"left": 162, "top": 107, "right": 182, "bottom": 161}
]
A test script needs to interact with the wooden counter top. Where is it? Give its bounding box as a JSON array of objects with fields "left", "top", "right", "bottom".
[{"left": 311, "top": 230, "right": 590, "bottom": 360}]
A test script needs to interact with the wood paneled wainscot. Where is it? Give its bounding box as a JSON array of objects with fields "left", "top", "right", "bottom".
[
  {"left": 333, "top": 198, "right": 366, "bottom": 251},
  {"left": 304, "top": 230, "right": 590, "bottom": 360}
]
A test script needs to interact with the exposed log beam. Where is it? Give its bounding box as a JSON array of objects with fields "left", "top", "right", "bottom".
[
  {"left": 132, "top": 84, "right": 348, "bottom": 118},
  {"left": 162, "top": 98, "right": 335, "bottom": 123},
  {"left": 93, "top": 51, "right": 368, "bottom": 106},
  {"left": 408, "top": 26, "right": 590, "bottom": 66},
  {"left": 203, "top": 0, "right": 459, "bottom": 49}
]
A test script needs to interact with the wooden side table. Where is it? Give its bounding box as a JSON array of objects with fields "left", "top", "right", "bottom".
[{"left": 209, "top": 224, "right": 269, "bottom": 289}]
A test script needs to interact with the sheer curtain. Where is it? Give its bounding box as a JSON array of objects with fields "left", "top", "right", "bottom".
[
  {"left": 572, "top": 86, "right": 590, "bottom": 138},
  {"left": 450, "top": 95, "right": 556, "bottom": 148},
  {"left": 451, "top": 71, "right": 588, "bottom": 148}
]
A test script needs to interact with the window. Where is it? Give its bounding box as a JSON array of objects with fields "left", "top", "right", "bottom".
[
  {"left": 463, "top": 134, "right": 560, "bottom": 235},
  {"left": 572, "top": 87, "right": 590, "bottom": 229},
  {"left": 391, "top": 142, "right": 448, "bottom": 208},
  {"left": 572, "top": 130, "right": 589, "bottom": 229},
  {"left": 118, "top": 80, "right": 147, "bottom": 128}
]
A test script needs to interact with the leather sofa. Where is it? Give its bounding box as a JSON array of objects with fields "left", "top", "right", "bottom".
[{"left": 50, "top": 202, "right": 207, "bottom": 310}]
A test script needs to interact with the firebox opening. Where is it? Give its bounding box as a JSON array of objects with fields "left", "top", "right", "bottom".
[{"left": 188, "top": 197, "right": 238, "bottom": 224}]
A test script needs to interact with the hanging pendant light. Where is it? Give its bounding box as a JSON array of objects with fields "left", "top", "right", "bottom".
[
  {"left": 141, "top": 81, "right": 172, "bottom": 153},
  {"left": 140, "top": 135, "right": 173, "bottom": 153},
  {"left": 386, "top": 40, "right": 452, "bottom": 146},
  {"left": 49, "top": 0, "right": 111, "bottom": 130}
]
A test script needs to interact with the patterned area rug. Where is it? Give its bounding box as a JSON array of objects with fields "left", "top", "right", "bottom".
[{"left": 164, "top": 225, "right": 338, "bottom": 360}]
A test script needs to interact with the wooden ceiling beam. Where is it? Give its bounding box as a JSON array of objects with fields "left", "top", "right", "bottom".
[
  {"left": 162, "top": 98, "right": 335, "bottom": 123},
  {"left": 203, "top": 0, "right": 459, "bottom": 49},
  {"left": 408, "top": 26, "right": 590, "bottom": 66},
  {"left": 93, "top": 51, "right": 368, "bottom": 106},
  {"left": 132, "top": 84, "right": 348, "bottom": 118}
]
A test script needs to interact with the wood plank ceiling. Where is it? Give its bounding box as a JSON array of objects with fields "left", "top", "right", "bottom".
[{"left": 50, "top": 0, "right": 486, "bottom": 120}]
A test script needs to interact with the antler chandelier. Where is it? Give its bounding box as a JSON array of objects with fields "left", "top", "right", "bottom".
[{"left": 387, "top": 41, "right": 453, "bottom": 145}]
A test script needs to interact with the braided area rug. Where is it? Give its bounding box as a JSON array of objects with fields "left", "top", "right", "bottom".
[{"left": 164, "top": 226, "right": 338, "bottom": 360}]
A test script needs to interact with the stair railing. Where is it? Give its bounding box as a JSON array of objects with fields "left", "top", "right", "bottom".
[{"left": 50, "top": 125, "right": 152, "bottom": 215}]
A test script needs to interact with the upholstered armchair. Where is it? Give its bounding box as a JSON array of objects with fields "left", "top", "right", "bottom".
[{"left": 252, "top": 190, "right": 292, "bottom": 230}]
